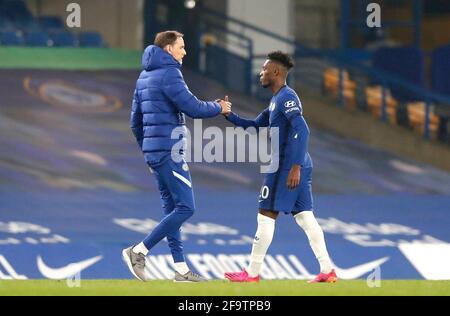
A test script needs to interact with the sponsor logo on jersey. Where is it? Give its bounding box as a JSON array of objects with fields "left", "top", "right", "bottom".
[
  {"left": 285, "top": 107, "right": 300, "bottom": 114},
  {"left": 284, "top": 100, "right": 296, "bottom": 108}
]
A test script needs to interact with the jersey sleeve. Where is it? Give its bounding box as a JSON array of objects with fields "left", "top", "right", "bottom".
[
  {"left": 279, "top": 96, "right": 310, "bottom": 166},
  {"left": 226, "top": 108, "right": 270, "bottom": 129}
]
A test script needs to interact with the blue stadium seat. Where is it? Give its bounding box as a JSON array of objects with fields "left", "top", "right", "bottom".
[
  {"left": 432, "top": 44, "right": 450, "bottom": 96},
  {"left": 38, "top": 16, "right": 65, "bottom": 30},
  {"left": 50, "top": 30, "right": 77, "bottom": 47},
  {"left": 0, "top": 30, "right": 24, "bottom": 46},
  {"left": 373, "top": 47, "right": 425, "bottom": 102},
  {"left": 14, "top": 19, "right": 40, "bottom": 32},
  {"left": 24, "top": 31, "right": 52, "bottom": 47},
  {"left": 0, "top": 18, "right": 15, "bottom": 31},
  {"left": 78, "top": 32, "right": 104, "bottom": 47},
  {"left": 1, "top": 0, "right": 33, "bottom": 21}
]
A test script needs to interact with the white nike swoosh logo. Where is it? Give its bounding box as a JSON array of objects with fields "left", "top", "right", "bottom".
[
  {"left": 37, "top": 255, "right": 103, "bottom": 279},
  {"left": 331, "top": 257, "right": 389, "bottom": 279}
]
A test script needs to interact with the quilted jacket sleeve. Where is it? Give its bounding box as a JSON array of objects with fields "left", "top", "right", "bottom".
[
  {"left": 162, "top": 68, "right": 222, "bottom": 118},
  {"left": 130, "top": 89, "right": 143, "bottom": 149}
]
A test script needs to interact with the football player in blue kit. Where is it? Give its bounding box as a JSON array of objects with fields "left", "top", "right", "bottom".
[{"left": 223, "top": 51, "right": 337, "bottom": 283}]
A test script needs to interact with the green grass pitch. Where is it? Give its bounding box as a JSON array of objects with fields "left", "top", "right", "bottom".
[{"left": 0, "top": 280, "right": 449, "bottom": 296}]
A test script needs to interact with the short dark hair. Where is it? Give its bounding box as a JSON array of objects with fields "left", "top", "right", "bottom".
[
  {"left": 154, "top": 30, "right": 184, "bottom": 48},
  {"left": 268, "top": 51, "right": 294, "bottom": 70}
]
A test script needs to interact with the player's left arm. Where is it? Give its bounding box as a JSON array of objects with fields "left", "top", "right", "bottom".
[
  {"left": 225, "top": 108, "right": 270, "bottom": 129},
  {"left": 280, "top": 98, "right": 310, "bottom": 189}
]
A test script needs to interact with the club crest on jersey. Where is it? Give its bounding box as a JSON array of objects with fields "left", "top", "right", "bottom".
[{"left": 284, "top": 100, "right": 296, "bottom": 108}]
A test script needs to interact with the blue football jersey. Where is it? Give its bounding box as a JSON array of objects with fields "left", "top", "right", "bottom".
[{"left": 227, "top": 85, "right": 312, "bottom": 171}]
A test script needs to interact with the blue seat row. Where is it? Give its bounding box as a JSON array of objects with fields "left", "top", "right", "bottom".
[
  {"left": 373, "top": 45, "right": 450, "bottom": 99},
  {"left": 0, "top": 16, "right": 66, "bottom": 32},
  {"left": 431, "top": 44, "right": 450, "bottom": 97},
  {"left": 0, "top": 1, "right": 104, "bottom": 47},
  {"left": 0, "top": 30, "right": 104, "bottom": 47}
]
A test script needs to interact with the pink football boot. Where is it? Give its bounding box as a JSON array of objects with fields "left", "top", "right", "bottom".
[
  {"left": 224, "top": 269, "right": 260, "bottom": 283},
  {"left": 308, "top": 269, "right": 338, "bottom": 283}
]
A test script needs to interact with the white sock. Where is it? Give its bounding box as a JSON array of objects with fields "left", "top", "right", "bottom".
[
  {"left": 294, "top": 211, "right": 333, "bottom": 274},
  {"left": 174, "top": 262, "right": 190, "bottom": 275},
  {"left": 247, "top": 213, "right": 275, "bottom": 277},
  {"left": 132, "top": 242, "right": 149, "bottom": 256}
]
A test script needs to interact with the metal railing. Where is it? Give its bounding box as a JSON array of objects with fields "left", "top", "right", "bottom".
[
  {"left": 197, "top": 17, "right": 253, "bottom": 95},
  {"left": 197, "top": 6, "right": 450, "bottom": 142}
]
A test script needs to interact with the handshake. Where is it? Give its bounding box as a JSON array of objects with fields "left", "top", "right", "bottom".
[{"left": 216, "top": 95, "right": 232, "bottom": 116}]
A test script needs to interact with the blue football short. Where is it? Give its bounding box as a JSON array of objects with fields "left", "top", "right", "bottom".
[{"left": 258, "top": 167, "right": 313, "bottom": 213}]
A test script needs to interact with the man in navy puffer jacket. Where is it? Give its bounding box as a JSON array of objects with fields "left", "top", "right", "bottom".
[{"left": 122, "top": 30, "right": 231, "bottom": 282}]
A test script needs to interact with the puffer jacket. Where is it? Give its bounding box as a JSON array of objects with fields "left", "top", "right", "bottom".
[{"left": 130, "top": 45, "right": 221, "bottom": 166}]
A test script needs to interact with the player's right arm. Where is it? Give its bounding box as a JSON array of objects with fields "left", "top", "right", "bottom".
[
  {"left": 225, "top": 108, "right": 270, "bottom": 129},
  {"left": 130, "top": 89, "right": 143, "bottom": 149},
  {"left": 162, "top": 68, "right": 227, "bottom": 118}
]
